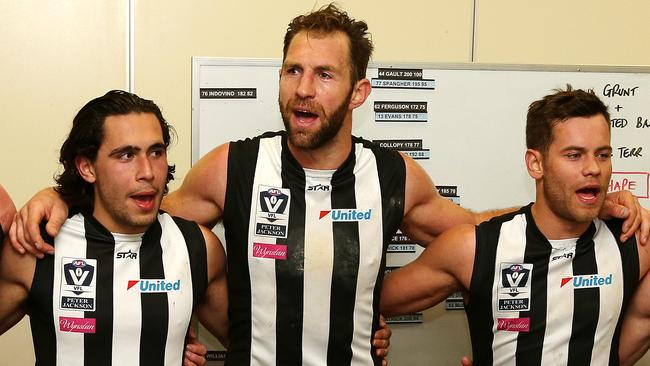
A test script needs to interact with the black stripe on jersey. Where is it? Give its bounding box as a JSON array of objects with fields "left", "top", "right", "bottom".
[
  {"left": 605, "top": 219, "right": 639, "bottom": 366},
  {"left": 28, "top": 224, "right": 57, "bottom": 366},
  {"left": 366, "top": 139, "right": 406, "bottom": 365},
  {"left": 84, "top": 216, "right": 116, "bottom": 366},
  {"left": 275, "top": 135, "right": 306, "bottom": 366},
  {"left": 567, "top": 223, "right": 599, "bottom": 366},
  {"left": 467, "top": 210, "right": 521, "bottom": 365},
  {"left": 515, "top": 211, "right": 552, "bottom": 366},
  {"left": 223, "top": 135, "right": 261, "bottom": 364},
  {"left": 172, "top": 217, "right": 208, "bottom": 307},
  {"left": 326, "top": 148, "right": 360, "bottom": 366},
  {"left": 139, "top": 220, "right": 169, "bottom": 365}
]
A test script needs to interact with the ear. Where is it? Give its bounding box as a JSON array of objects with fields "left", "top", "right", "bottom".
[
  {"left": 75, "top": 156, "right": 97, "bottom": 184},
  {"left": 525, "top": 149, "right": 544, "bottom": 179},
  {"left": 348, "top": 78, "right": 371, "bottom": 110}
]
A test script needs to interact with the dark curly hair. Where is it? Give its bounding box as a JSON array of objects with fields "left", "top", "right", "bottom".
[
  {"left": 527, "top": 84, "right": 610, "bottom": 154},
  {"left": 55, "top": 90, "right": 176, "bottom": 213},
  {"left": 283, "top": 3, "right": 373, "bottom": 84}
]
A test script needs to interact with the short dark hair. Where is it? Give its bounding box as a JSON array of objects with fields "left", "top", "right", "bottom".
[
  {"left": 55, "top": 90, "right": 176, "bottom": 213},
  {"left": 283, "top": 3, "right": 373, "bottom": 84},
  {"left": 526, "top": 85, "right": 610, "bottom": 153}
]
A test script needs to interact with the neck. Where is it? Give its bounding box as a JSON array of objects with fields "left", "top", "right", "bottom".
[{"left": 530, "top": 202, "right": 591, "bottom": 240}]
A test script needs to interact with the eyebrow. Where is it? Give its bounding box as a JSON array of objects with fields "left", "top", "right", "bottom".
[
  {"left": 108, "top": 142, "right": 166, "bottom": 157},
  {"left": 561, "top": 145, "right": 612, "bottom": 152}
]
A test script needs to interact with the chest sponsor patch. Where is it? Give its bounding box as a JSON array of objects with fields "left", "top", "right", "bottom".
[
  {"left": 497, "top": 263, "right": 533, "bottom": 312},
  {"left": 255, "top": 185, "right": 290, "bottom": 238},
  {"left": 497, "top": 317, "right": 530, "bottom": 332},
  {"left": 252, "top": 242, "right": 287, "bottom": 260},
  {"left": 560, "top": 274, "right": 613, "bottom": 289},
  {"left": 127, "top": 279, "right": 181, "bottom": 293},
  {"left": 59, "top": 316, "right": 96, "bottom": 334},
  {"left": 319, "top": 208, "right": 372, "bottom": 221},
  {"left": 60, "top": 257, "right": 97, "bottom": 311}
]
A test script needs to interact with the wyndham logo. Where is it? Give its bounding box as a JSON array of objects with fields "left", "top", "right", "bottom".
[
  {"left": 560, "top": 274, "right": 613, "bottom": 289},
  {"left": 319, "top": 209, "right": 372, "bottom": 221},
  {"left": 127, "top": 279, "right": 181, "bottom": 293}
]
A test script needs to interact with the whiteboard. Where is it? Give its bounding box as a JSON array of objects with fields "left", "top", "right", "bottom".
[{"left": 192, "top": 58, "right": 650, "bottom": 212}]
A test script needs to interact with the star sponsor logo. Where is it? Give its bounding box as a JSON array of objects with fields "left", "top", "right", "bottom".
[
  {"left": 560, "top": 274, "right": 613, "bottom": 289},
  {"left": 307, "top": 184, "right": 330, "bottom": 192},
  {"left": 127, "top": 279, "right": 181, "bottom": 293},
  {"left": 319, "top": 208, "right": 372, "bottom": 221},
  {"left": 59, "top": 316, "right": 96, "bottom": 333},
  {"left": 116, "top": 249, "right": 137, "bottom": 259}
]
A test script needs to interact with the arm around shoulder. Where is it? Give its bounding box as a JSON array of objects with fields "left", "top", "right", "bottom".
[
  {"left": 162, "top": 143, "right": 229, "bottom": 228},
  {"left": 620, "top": 269, "right": 650, "bottom": 366},
  {"left": 380, "top": 223, "right": 476, "bottom": 316},
  {"left": 194, "top": 225, "right": 229, "bottom": 347}
]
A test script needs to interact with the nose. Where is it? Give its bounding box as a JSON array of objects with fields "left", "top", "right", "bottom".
[
  {"left": 296, "top": 72, "right": 315, "bottom": 99},
  {"left": 582, "top": 155, "right": 602, "bottom": 177},
  {"left": 136, "top": 155, "right": 154, "bottom": 181}
]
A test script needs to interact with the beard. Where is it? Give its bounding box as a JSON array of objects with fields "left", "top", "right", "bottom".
[
  {"left": 541, "top": 172, "right": 604, "bottom": 225},
  {"left": 279, "top": 88, "right": 353, "bottom": 149}
]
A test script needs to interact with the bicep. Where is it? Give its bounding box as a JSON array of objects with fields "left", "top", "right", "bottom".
[
  {"left": 401, "top": 156, "right": 476, "bottom": 244},
  {"left": 380, "top": 225, "right": 475, "bottom": 316},
  {"left": 0, "top": 241, "right": 32, "bottom": 334},
  {"left": 162, "top": 144, "right": 229, "bottom": 227}
]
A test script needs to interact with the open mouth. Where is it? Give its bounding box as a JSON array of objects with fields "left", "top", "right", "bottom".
[
  {"left": 131, "top": 193, "right": 156, "bottom": 210},
  {"left": 576, "top": 187, "right": 600, "bottom": 203}
]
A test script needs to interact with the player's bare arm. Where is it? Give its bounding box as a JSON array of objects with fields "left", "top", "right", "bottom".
[
  {"left": 0, "top": 236, "right": 35, "bottom": 334},
  {"left": 162, "top": 143, "right": 229, "bottom": 228},
  {"left": 380, "top": 224, "right": 475, "bottom": 316},
  {"left": 194, "top": 225, "right": 229, "bottom": 346}
]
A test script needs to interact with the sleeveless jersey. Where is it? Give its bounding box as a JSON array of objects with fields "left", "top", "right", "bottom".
[
  {"left": 27, "top": 213, "right": 208, "bottom": 366},
  {"left": 466, "top": 204, "right": 639, "bottom": 366},
  {"left": 223, "top": 131, "right": 406, "bottom": 366}
]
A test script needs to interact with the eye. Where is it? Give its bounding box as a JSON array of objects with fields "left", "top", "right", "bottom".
[
  {"left": 597, "top": 152, "right": 612, "bottom": 160},
  {"left": 284, "top": 67, "right": 300, "bottom": 76},
  {"left": 150, "top": 148, "right": 166, "bottom": 158},
  {"left": 118, "top": 151, "right": 135, "bottom": 160},
  {"left": 566, "top": 152, "right": 581, "bottom": 160},
  {"left": 319, "top": 72, "right": 332, "bottom": 80}
]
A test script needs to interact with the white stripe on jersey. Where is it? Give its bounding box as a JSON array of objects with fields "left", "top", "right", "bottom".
[
  {"left": 541, "top": 238, "right": 576, "bottom": 366},
  {"left": 302, "top": 167, "right": 335, "bottom": 366},
  {"left": 351, "top": 142, "right": 383, "bottom": 366},
  {"left": 491, "top": 213, "right": 528, "bottom": 366},
  {"left": 248, "top": 136, "right": 281, "bottom": 365},
  {"left": 112, "top": 232, "right": 143, "bottom": 365},
  {"left": 53, "top": 215, "right": 87, "bottom": 366},
  {"left": 159, "top": 214, "right": 196, "bottom": 365},
  {"left": 590, "top": 220, "right": 624, "bottom": 365}
]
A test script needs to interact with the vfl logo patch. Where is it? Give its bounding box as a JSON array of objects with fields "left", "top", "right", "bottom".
[
  {"left": 252, "top": 242, "right": 288, "bottom": 260},
  {"left": 560, "top": 274, "right": 613, "bottom": 289},
  {"left": 60, "top": 257, "right": 97, "bottom": 311},
  {"left": 497, "top": 263, "right": 532, "bottom": 312},
  {"left": 59, "top": 316, "right": 96, "bottom": 334},
  {"left": 127, "top": 279, "right": 181, "bottom": 293},
  {"left": 307, "top": 184, "right": 330, "bottom": 192},
  {"left": 497, "top": 317, "right": 530, "bottom": 332},
  {"left": 116, "top": 249, "right": 137, "bottom": 259},
  {"left": 255, "top": 185, "right": 290, "bottom": 238},
  {"left": 319, "top": 209, "right": 372, "bottom": 221}
]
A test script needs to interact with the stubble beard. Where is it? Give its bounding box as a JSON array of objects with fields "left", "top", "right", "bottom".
[{"left": 279, "top": 89, "right": 353, "bottom": 150}]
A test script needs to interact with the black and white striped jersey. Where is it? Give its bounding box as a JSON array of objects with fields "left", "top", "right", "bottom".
[
  {"left": 27, "top": 212, "right": 208, "bottom": 366},
  {"left": 223, "top": 131, "right": 406, "bottom": 366},
  {"left": 466, "top": 204, "right": 639, "bottom": 366}
]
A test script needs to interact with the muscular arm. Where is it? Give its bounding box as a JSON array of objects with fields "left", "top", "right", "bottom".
[
  {"left": 194, "top": 225, "right": 229, "bottom": 347},
  {"left": 0, "top": 185, "right": 16, "bottom": 237},
  {"left": 619, "top": 270, "right": 650, "bottom": 365},
  {"left": 380, "top": 224, "right": 476, "bottom": 316},
  {"left": 161, "top": 143, "right": 229, "bottom": 228},
  {"left": 0, "top": 237, "right": 35, "bottom": 334},
  {"left": 400, "top": 155, "right": 514, "bottom": 245}
]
